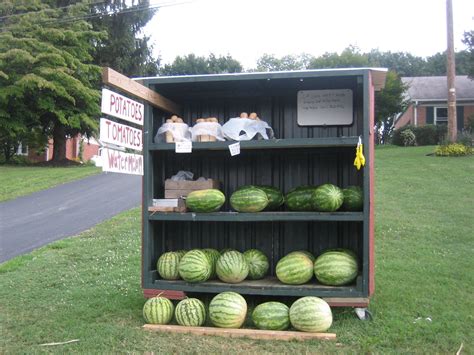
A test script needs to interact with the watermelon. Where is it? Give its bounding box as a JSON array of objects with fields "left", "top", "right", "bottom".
[
  {"left": 220, "top": 248, "right": 237, "bottom": 254},
  {"left": 142, "top": 296, "right": 174, "bottom": 325},
  {"left": 237, "top": 185, "right": 284, "bottom": 211},
  {"left": 174, "top": 298, "right": 206, "bottom": 327},
  {"left": 342, "top": 186, "right": 363, "bottom": 211},
  {"left": 252, "top": 302, "right": 290, "bottom": 330},
  {"left": 243, "top": 249, "right": 269, "bottom": 280},
  {"left": 175, "top": 250, "right": 188, "bottom": 259},
  {"left": 178, "top": 249, "right": 212, "bottom": 283},
  {"left": 287, "top": 250, "right": 315, "bottom": 262},
  {"left": 209, "top": 292, "right": 247, "bottom": 328},
  {"left": 312, "top": 184, "right": 343, "bottom": 212},
  {"left": 230, "top": 187, "right": 268, "bottom": 212},
  {"left": 289, "top": 296, "right": 333, "bottom": 332},
  {"left": 314, "top": 249, "right": 359, "bottom": 286},
  {"left": 157, "top": 251, "right": 182, "bottom": 280},
  {"left": 285, "top": 186, "right": 317, "bottom": 211},
  {"left": 276, "top": 253, "right": 314, "bottom": 285},
  {"left": 216, "top": 251, "right": 249, "bottom": 283},
  {"left": 202, "top": 248, "right": 220, "bottom": 279},
  {"left": 186, "top": 189, "right": 225, "bottom": 213}
]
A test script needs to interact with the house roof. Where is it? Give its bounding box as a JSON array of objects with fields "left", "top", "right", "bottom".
[{"left": 401, "top": 76, "right": 474, "bottom": 102}]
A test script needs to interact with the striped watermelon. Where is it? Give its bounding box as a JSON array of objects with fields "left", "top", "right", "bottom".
[
  {"left": 289, "top": 296, "right": 333, "bottom": 332},
  {"left": 342, "top": 186, "right": 363, "bottom": 211},
  {"left": 157, "top": 251, "right": 182, "bottom": 280},
  {"left": 175, "top": 250, "right": 188, "bottom": 259},
  {"left": 209, "top": 292, "right": 247, "bottom": 328},
  {"left": 230, "top": 187, "right": 268, "bottom": 212},
  {"left": 220, "top": 248, "right": 237, "bottom": 254},
  {"left": 237, "top": 185, "right": 284, "bottom": 211},
  {"left": 276, "top": 253, "right": 314, "bottom": 285},
  {"left": 202, "top": 248, "right": 220, "bottom": 279},
  {"left": 178, "top": 249, "right": 212, "bottom": 283},
  {"left": 287, "top": 250, "right": 316, "bottom": 262},
  {"left": 252, "top": 302, "right": 290, "bottom": 330},
  {"left": 174, "top": 298, "right": 206, "bottom": 327},
  {"left": 312, "top": 184, "right": 344, "bottom": 212},
  {"left": 186, "top": 189, "right": 225, "bottom": 213},
  {"left": 285, "top": 186, "right": 318, "bottom": 211},
  {"left": 243, "top": 249, "right": 269, "bottom": 280},
  {"left": 142, "top": 296, "right": 174, "bottom": 325},
  {"left": 314, "top": 249, "right": 359, "bottom": 286},
  {"left": 216, "top": 251, "right": 249, "bottom": 283}
]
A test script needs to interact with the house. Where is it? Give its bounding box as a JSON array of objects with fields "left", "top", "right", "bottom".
[
  {"left": 24, "top": 135, "right": 101, "bottom": 163},
  {"left": 394, "top": 76, "right": 474, "bottom": 130}
]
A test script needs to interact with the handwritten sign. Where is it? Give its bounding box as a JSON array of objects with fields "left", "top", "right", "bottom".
[
  {"left": 101, "top": 88, "right": 144, "bottom": 126},
  {"left": 297, "top": 89, "right": 353, "bottom": 126},
  {"left": 175, "top": 141, "right": 192, "bottom": 153},
  {"left": 228, "top": 142, "right": 240, "bottom": 156},
  {"left": 101, "top": 148, "right": 143, "bottom": 175},
  {"left": 99, "top": 118, "right": 142, "bottom": 151}
]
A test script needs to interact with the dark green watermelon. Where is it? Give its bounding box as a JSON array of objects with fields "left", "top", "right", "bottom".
[
  {"left": 237, "top": 185, "right": 284, "bottom": 211},
  {"left": 312, "top": 184, "right": 343, "bottom": 212},
  {"left": 342, "top": 186, "right": 363, "bottom": 211},
  {"left": 285, "top": 186, "right": 318, "bottom": 211}
]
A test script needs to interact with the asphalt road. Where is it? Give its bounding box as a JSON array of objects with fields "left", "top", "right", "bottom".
[{"left": 0, "top": 172, "right": 141, "bottom": 263}]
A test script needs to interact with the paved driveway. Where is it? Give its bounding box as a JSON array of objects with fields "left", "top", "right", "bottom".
[{"left": 0, "top": 173, "right": 141, "bottom": 263}]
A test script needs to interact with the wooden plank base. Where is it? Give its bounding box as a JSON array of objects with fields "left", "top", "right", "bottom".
[{"left": 143, "top": 324, "right": 336, "bottom": 341}]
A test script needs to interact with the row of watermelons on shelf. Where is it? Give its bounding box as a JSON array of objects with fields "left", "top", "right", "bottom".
[
  {"left": 158, "top": 248, "right": 358, "bottom": 286},
  {"left": 143, "top": 292, "right": 333, "bottom": 333},
  {"left": 185, "top": 184, "right": 363, "bottom": 213}
]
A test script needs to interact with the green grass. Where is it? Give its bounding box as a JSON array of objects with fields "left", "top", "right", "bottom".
[
  {"left": 0, "top": 165, "right": 100, "bottom": 202},
  {"left": 0, "top": 146, "right": 473, "bottom": 353}
]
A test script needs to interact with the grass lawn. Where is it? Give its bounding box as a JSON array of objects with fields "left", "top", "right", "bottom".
[
  {"left": 0, "top": 165, "right": 100, "bottom": 202},
  {"left": 0, "top": 146, "right": 473, "bottom": 353}
]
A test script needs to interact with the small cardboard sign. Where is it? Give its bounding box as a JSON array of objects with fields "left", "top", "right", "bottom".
[
  {"left": 175, "top": 141, "right": 192, "bottom": 153},
  {"left": 228, "top": 142, "right": 240, "bottom": 156}
]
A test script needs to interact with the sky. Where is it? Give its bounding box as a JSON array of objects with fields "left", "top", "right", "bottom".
[{"left": 146, "top": 0, "right": 474, "bottom": 69}]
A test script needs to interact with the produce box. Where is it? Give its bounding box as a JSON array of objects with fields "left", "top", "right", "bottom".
[
  {"left": 164, "top": 179, "right": 219, "bottom": 198},
  {"left": 148, "top": 198, "right": 186, "bottom": 212}
]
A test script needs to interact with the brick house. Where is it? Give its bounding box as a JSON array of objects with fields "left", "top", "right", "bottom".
[
  {"left": 394, "top": 76, "right": 474, "bottom": 130},
  {"left": 21, "top": 135, "right": 101, "bottom": 163}
]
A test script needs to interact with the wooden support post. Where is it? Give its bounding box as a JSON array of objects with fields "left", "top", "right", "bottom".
[
  {"left": 143, "top": 324, "right": 336, "bottom": 341},
  {"left": 446, "top": 0, "right": 457, "bottom": 142},
  {"left": 102, "top": 67, "right": 181, "bottom": 115}
]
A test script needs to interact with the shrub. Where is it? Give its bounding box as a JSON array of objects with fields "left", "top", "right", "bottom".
[
  {"left": 435, "top": 143, "right": 473, "bottom": 157},
  {"left": 391, "top": 125, "right": 415, "bottom": 146},
  {"left": 457, "top": 132, "right": 473, "bottom": 147},
  {"left": 392, "top": 124, "right": 447, "bottom": 146},
  {"left": 400, "top": 129, "right": 416, "bottom": 146}
]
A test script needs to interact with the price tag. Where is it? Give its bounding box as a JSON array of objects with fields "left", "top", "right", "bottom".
[
  {"left": 175, "top": 141, "right": 192, "bottom": 153},
  {"left": 228, "top": 142, "right": 240, "bottom": 156}
]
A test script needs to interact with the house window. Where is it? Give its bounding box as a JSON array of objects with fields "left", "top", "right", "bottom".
[
  {"left": 434, "top": 107, "right": 448, "bottom": 125},
  {"left": 16, "top": 142, "right": 28, "bottom": 156}
]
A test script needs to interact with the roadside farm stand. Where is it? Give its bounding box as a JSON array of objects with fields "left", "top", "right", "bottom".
[{"left": 140, "top": 68, "right": 387, "bottom": 308}]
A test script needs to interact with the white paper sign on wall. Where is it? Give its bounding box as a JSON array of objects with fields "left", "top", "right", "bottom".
[
  {"left": 101, "top": 88, "right": 144, "bottom": 126},
  {"left": 99, "top": 118, "right": 143, "bottom": 151},
  {"left": 101, "top": 148, "right": 143, "bottom": 176},
  {"left": 297, "top": 89, "right": 353, "bottom": 126}
]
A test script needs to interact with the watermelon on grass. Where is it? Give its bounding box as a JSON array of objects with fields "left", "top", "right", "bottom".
[
  {"left": 175, "top": 298, "right": 206, "bottom": 327},
  {"left": 209, "top": 292, "right": 247, "bottom": 328},
  {"left": 314, "top": 249, "right": 359, "bottom": 286},
  {"left": 243, "top": 249, "right": 269, "bottom": 280},
  {"left": 230, "top": 187, "right": 268, "bottom": 212},
  {"left": 252, "top": 302, "right": 290, "bottom": 330},
  {"left": 216, "top": 251, "right": 249, "bottom": 283},
  {"left": 157, "top": 251, "right": 182, "bottom": 280},
  {"left": 276, "top": 252, "right": 314, "bottom": 285},
  {"left": 312, "top": 184, "right": 343, "bottom": 212},
  {"left": 178, "top": 249, "right": 212, "bottom": 283},
  {"left": 142, "top": 296, "right": 174, "bottom": 325},
  {"left": 342, "top": 186, "right": 363, "bottom": 211},
  {"left": 289, "top": 296, "right": 333, "bottom": 332},
  {"left": 186, "top": 189, "right": 225, "bottom": 213},
  {"left": 285, "top": 186, "right": 318, "bottom": 211}
]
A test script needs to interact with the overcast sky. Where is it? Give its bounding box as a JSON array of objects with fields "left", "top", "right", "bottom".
[{"left": 146, "top": 0, "right": 473, "bottom": 69}]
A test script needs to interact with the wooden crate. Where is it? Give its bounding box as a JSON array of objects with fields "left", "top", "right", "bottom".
[{"left": 164, "top": 179, "right": 220, "bottom": 198}]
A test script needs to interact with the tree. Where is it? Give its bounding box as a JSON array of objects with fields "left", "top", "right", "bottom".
[
  {"left": 256, "top": 53, "right": 313, "bottom": 72},
  {"left": 308, "top": 46, "right": 370, "bottom": 69},
  {"left": 160, "top": 54, "right": 243, "bottom": 75},
  {"left": 0, "top": 0, "right": 101, "bottom": 162},
  {"left": 462, "top": 30, "right": 474, "bottom": 78}
]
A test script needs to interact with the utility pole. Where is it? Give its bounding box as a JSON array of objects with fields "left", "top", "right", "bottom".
[{"left": 446, "top": 0, "right": 457, "bottom": 142}]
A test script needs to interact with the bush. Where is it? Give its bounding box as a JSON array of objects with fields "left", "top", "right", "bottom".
[
  {"left": 392, "top": 124, "right": 447, "bottom": 146},
  {"left": 435, "top": 143, "right": 473, "bottom": 156},
  {"left": 457, "top": 132, "right": 473, "bottom": 147},
  {"left": 391, "top": 125, "right": 415, "bottom": 146},
  {"left": 400, "top": 129, "right": 416, "bottom": 146}
]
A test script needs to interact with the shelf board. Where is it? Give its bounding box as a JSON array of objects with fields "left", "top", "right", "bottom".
[
  {"left": 149, "top": 137, "right": 358, "bottom": 151},
  {"left": 151, "top": 276, "right": 361, "bottom": 297},
  {"left": 148, "top": 211, "right": 363, "bottom": 222}
]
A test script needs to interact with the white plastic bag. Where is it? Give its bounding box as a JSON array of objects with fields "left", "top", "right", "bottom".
[
  {"left": 154, "top": 123, "right": 191, "bottom": 143},
  {"left": 191, "top": 122, "right": 225, "bottom": 141},
  {"left": 170, "top": 170, "right": 194, "bottom": 181},
  {"left": 221, "top": 118, "right": 274, "bottom": 141}
]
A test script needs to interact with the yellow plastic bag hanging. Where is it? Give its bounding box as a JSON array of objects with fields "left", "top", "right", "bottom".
[{"left": 354, "top": 136, "right": 365, "bottom": 170}]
